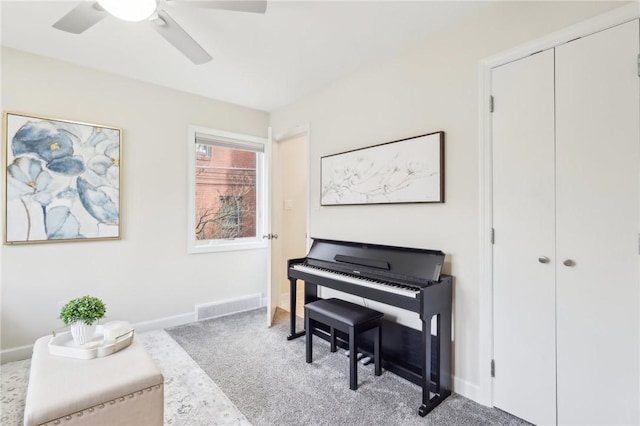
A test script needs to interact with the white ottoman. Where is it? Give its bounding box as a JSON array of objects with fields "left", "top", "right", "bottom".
[{"left": 24, "top": 336, "right": 164, "bottom": 426}]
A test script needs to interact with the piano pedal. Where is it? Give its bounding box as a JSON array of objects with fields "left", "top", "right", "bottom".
[
  {"left": 360, "top": 356, "right": 372, "bottom": 365},
  {"left": 343, "top": 351, "right": 364, "bottom": 360}
]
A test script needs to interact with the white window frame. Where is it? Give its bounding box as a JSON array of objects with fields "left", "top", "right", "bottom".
[{"left": 187, "top": 125, "right": 268, "bottom": 254}]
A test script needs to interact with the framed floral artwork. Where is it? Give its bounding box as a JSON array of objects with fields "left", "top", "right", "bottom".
[
  {"left": 3, "top": 111, "right": 121, "bottom": 244},
  {"left": 321, "top": 131, "right": 444, "bottom": 205}
]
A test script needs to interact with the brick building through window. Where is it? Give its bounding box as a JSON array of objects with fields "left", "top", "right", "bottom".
[{"left": 195, "top": 144, "right": 257, "bottom": 240}]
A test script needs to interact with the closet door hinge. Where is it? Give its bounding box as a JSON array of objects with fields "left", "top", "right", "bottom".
[
  {"left": 490, "top": 95, "right": 495, "bottom": 113},
  {"left": 491, "top": 359, "right": 495, "bottom": 377},
  {"left": 638, "top": 233, "right": 640, "bottom": 254},
  {"left": 637, "top": 54, "right": 640, "bottom": 77},
  {"left": 491, "top": 228, "right": 495, "bottom": 244}
]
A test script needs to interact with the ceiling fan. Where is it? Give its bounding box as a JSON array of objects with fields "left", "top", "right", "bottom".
[{"left": 52, "top": 0, "right": 267, "bottom": 65}]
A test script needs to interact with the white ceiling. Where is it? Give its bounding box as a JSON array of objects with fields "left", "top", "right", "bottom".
[{"left": 1, "top": 1, "right": 489, "bottom": 111}]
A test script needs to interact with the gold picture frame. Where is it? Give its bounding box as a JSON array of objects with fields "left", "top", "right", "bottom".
[{"left": 3, "top": 111, "right": 121, "bottom": 244}]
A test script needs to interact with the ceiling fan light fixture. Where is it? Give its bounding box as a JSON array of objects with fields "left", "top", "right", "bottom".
[{"left": 96, "top": 0, "right": 157, "bottom": 22}]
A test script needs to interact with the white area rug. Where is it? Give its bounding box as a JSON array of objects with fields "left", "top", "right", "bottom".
[{"left": 0, "top": 329, "right": 251, "bottom": 426}]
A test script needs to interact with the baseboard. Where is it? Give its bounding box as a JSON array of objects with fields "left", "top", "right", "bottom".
[
  {"left": 0, "top": 297, "right": 266, "bottom": 364},
  {"left": 133, "top": 312, "right": 195, "bottom": 333},
  {"left": 278, "top": 292, "right": 290, "bottom": 311},
  {"left": 195, "top": 294, "right": 262, "bottom": 321},
  {"left": 0, "top": 344, "right": 34, "bottom": 364},
  {"left": 0, "top": 312, "right": 196, "bottom": 364},
  {"left": 453, "top": 375, "right": 482, "bottom": 404}
]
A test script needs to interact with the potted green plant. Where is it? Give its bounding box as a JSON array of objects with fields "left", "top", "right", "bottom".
[{"left": 60, "top": 295, "right": 106, "bottom": 346}]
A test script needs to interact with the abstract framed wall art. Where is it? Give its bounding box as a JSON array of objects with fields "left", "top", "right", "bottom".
[
  {"left": 321, "top": 131, "right": 444, "bottom": 206},
  {"left": 3, "top": 111, "right": 121, "bottom": 244}
]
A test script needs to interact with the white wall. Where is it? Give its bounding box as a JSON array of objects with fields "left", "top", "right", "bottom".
[
  {"left": 1, "top": 48, "right": 269, "bottom": 359},
  {"left": 269, "top": 0, "right": 624, "bottom": 400}
]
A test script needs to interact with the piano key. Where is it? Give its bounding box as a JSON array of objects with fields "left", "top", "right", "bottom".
[{"left": 291, "top": 264, "right": 420, "bottom": 298}]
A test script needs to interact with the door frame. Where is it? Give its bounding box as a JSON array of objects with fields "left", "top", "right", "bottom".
[
  {"left": 266, "top": 123, "right": 311, "bottom": 326},
  {"left": 477, "top": 3, "right": 639, "bottom": 407}
]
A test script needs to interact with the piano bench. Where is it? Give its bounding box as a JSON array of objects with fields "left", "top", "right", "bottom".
[{"left": 304, "top": 298, "right": 383, "bottom": 390}]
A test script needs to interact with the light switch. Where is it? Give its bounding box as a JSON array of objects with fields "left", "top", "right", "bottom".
[{"left": 284, "top": 199, "right": 293, "bottom": 210}]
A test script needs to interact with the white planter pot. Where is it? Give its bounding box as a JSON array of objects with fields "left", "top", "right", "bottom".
[{"left": 70, "top": 321, "right": 96, "bottom": 346}]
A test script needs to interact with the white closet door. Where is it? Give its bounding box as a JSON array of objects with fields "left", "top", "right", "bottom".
[
  {"left": 555, "top": 20, "right": 640, "bottom": 425},
  {"left": 492, "top": 49, "right": 556, "bottom": 426}
]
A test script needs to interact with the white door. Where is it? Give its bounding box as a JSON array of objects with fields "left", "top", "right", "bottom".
[
  {"left": 492, "top": 49, "right": 557, "bottom": 426},
  {"left": 555, "top": 20, "right": 640, "bottom": 425},
  {"left": 266, "top": 127, "right": 276, "bottom": 326},
  {"left": 493, "top": 20, "right": 640, "bottom": 425}
]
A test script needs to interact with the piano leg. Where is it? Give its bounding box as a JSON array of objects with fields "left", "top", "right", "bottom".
[
  {"left": 418, "top": 314, "right": 449, "bottom": 417},
  {"left": 440, "top": 304, "right": 453, "bottom": 394},
  {"left": 287, "top": 278, "right": 305, "bottom": 340},
  {"left": 419, "top": 313, "right": 433, "bottom": 417},
  {"left": 418, "top": 280, "right": 453, "bottom": 416}
]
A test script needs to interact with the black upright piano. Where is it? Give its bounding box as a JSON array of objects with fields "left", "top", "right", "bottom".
[{"left": 287, "top": 238, "right": 453, "bottom": 417}]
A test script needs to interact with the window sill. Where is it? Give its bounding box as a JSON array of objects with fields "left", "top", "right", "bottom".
[{"left": 188, "top": 239, "right": 268, "bottom": 254}]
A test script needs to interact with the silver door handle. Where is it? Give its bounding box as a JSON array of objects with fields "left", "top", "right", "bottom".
[
  {"left": 538, "top": 256, "right": 550, "bottom": 264},
  {"left": 262, "top": 233, "right": 279, "bottom": 240},
  {"left": 563, "top": 259, "right": 575, "bottom": 267}
]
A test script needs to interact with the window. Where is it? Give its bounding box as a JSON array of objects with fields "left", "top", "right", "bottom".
[{"left": 188, "top": 126, "right": 268, "bottom": 253}]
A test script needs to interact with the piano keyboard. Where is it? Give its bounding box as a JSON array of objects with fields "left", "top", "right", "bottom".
[{"left": 291, "top": 264, "right": 420, "bottom": 298}]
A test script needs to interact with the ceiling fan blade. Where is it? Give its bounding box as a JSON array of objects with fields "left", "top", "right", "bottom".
[
  {"left": 149, "top": 10, "right": 213, "bottom": 65},
  {"left": 53, "top": 2, "right": 109, "bottom": 34},
  {"left": 167, "top": 0, "right": 267, "bottom": 14}
]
